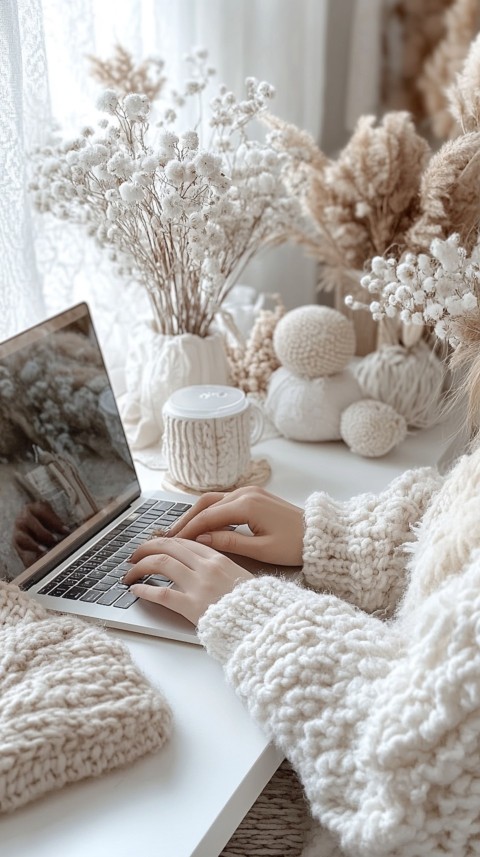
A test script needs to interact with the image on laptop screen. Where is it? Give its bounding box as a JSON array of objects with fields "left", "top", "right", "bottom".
[{"left": 0, "top": 304, "right": 140, "bottom": 582}]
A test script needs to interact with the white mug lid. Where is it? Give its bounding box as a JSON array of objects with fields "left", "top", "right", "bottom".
[{"left": 163, "top": 385, "right": 248, "bottom": 420}]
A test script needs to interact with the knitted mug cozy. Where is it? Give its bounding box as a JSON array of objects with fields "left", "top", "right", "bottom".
[
  {"left": 0, "top": 583, "right": 172, "bottom": 813},
  {"left": 163, "top": 385, "right": 264, "bottom": 491}
]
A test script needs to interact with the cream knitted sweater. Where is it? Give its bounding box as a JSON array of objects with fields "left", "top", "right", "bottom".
[{"left": 198, "top": 450, "right": 480, "bottom": 857}]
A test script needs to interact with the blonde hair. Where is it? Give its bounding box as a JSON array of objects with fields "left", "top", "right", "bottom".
[{"left": 449, "top": 311, "right": 480, "bottom": 435}]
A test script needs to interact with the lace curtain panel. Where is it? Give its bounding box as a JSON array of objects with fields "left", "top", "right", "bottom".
[
  {"left": 0, "top": 0, "right": 48, "bottom": 340},
  {"left": 0, "top": 0, "right": 383, "bottom": 363}
]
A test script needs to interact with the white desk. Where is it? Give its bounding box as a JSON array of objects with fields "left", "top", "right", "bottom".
[{"left": 0, "top": 420, "right": 458, "bottom": 857}]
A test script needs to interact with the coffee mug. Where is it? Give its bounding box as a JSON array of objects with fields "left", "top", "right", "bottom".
[{"left": 162, "top": 385, "right": 264, "bottom": 491}]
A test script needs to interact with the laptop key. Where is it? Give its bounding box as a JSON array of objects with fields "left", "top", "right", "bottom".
[
  {"left": 92, "top": 582, "right": 112, "bottom": 591},
  {"left": 96, "top": 588, "right": 125, "bottom": 606},
  {"left": 102, "top": 575, "right": 122, "bottom": 588},
  {"left": 38, "top": 580, "right": 62, "bottom": 595},
  {"left": 49, "top": 584, "right": 72, "bottom": 597},
  {"left": 64, "top": 571, "right": 86, "bottom": 583},
  {"left": 82, "top": 574, "right": 105, "bottom": 586},
  {"left": 113, "top": 592, "right": 139, "bottom": 609},
  {"left": 63, "top": 586, "right": 89, "bottom": 600},
  {"left": 88, "top": 569, "right": 109, "bottom": 580},
  {"left": 80, "top": 589, "right": 102, "bottom": 603}
]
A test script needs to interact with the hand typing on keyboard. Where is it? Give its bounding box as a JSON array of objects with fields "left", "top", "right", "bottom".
[
  {"left": 166, "top": 486, "right": 304, "bottom": 566},
  {"left": 37, "top": 499, "right": 194, "bottom": 609},
  {"left": 123, "top": 538, "right": 253, "bottom": 626}
]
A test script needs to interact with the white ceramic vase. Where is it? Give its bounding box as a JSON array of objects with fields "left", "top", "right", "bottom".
[{"left": 120, "top": 325, "right": 230, "bottom": 450}]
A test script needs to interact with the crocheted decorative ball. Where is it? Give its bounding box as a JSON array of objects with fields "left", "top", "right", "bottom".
[
  {"left": 353, "top": 342, "right": 444, "bottom": 429},
  {"left": 273, "top": 305, "right": 356, "bottom": 379},
  {"left": 340, "top": 399, "right": 407, "bottom": 457},
  {"left": 265, "top": 366, "right": 362, "bottom": 441}
]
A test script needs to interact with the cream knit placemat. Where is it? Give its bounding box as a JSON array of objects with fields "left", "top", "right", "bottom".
[
  {"left": 161, "top": 457, "right": 272, "bottom": 495},
  {"left": 0, "top": 582, "right": 172, "bottom": 814}
]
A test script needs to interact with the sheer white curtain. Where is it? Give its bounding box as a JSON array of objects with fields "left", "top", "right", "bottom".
[
  {"left": 0, "top": 0, "right": 348, "bottom": 354},
  {"left": 0, "top": 0, "right": 49, "bottom": 339}
]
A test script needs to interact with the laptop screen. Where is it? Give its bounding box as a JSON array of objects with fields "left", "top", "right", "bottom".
[{"left": 0, "top": 303, "right": 140, "bottom": 583}]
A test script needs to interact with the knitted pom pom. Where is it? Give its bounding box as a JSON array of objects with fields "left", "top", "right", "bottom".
[
  {"left": 273, "top": 305, "right": 356, "bottom": 378},
  {"left": 340, "top": 399, "right": 407, "bottom": 457}
]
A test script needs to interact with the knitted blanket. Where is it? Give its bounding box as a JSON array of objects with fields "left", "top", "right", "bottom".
[{"left": 0, "top": 582, "right": 172, "bottom": 813}]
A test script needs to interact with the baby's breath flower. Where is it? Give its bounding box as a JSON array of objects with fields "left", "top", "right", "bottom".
[
  {"left": 350, "top": 234, "right": 480, "bottom": 349},
  {"left": 31, "top": 50, "right": 298, "bottom": 337},
  {"left": 107, "top": 152, "right": 135, "bottom": 178},
  {"left": 181, "top": 131, "right": 199, "bottom": 151},
  {"left": 164, "top": 160, "right": 186, "bottom": 186},
  {"left": 96, "top": 89, "right": 119, "bottom": 114},
  {"left": 257, "top": 81, "right": 275, "bottom": 98},
  {"left": 123, "top": 93, "right": 150, "bottom": 122},
  {"left": 131, "top": 170, "right": 152, "bottom": 187},
  {"left": 119, "top": 181, "right": 145, "bottom": 203},
  {"left": 193, "top": 151, "right": 221, "bottom": 178},
  {"left": 158, "top": 130, "right": 178, "bottom": 151}
]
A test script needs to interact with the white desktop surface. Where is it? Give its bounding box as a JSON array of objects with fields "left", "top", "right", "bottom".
[{"left": 0, "top": 420, "right": 458, "bottom": 857}]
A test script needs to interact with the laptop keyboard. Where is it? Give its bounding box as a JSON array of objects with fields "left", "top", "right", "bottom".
[{"left": 37, "top": 499, "right": 192, "bottom": 609}]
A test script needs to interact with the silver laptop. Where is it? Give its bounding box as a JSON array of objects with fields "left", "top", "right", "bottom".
[
  {"left": 0, "top": 303, "right": 214, "bottom": 644},
  {"left": 1, "top": 303, "right": 300, "bottom": 642}
]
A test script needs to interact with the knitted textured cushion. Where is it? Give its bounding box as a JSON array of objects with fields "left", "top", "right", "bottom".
[{"left": 0, "top": 582, "right": 172, "bottom": 813}]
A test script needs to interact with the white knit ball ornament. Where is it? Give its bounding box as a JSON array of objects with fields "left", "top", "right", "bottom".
[
  {"left": 340, "top": 399, "right": 407, "bottom": 457},
  {"left": 353, "top": 343, "right": 444, "bottom": 429},
  {"left": 265, "top": 366, "right": 362, "bottom": 441},
  {"left": 273, "top": 305, "right": 356, "bottom": 378}
]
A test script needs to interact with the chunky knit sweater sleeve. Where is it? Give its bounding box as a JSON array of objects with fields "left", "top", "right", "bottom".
[
  {"left": 302, "top": 466, "right": 443, "bottom": 614},
  {"left": 197, "top": 563, "right": 480, "bottom": 857},
  {"left": 199, "top": 453, "right": 480, "bottom": 856}
]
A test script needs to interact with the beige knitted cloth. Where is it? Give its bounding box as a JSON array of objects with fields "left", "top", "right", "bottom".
[{"left": 0, "top": 582, "right": 172, "bottom": 813}]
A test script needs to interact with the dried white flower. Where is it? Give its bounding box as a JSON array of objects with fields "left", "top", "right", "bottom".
[
  {"left": 158, "top": 130, "right": 178, "bottom": 151},
  {"left": 123, "top": 93, "right": 149, "bottom": 122},
  {"left": 32, "top": 49, "right": 301, "bottom": 336},
  {"left": 96, "top": 89, "right": 119, "bottom": 114},
  {"left": 181, "top": 131, "right": 199, "bottom": 150},
  {"left": 351, "top": 234, "right": 480, "bottom": 348},
  {"left": 193, "top": 151, "right": 221, "bottom": 178},
  {"left": 119, "top": 181, "right": 145, "bottom": 203},
  {"left": 164, "top": 160, "right": 186, "bottom": 186}
]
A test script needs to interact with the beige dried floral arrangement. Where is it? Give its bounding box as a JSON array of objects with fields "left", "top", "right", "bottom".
[
  {"left": 226, "top": 299, "right": 285, "bottom": 396},
  {"left": 87, "top": 43, "right": 166, "bottom": 102},
  {"left": 265, "top": 31, "right": 480, "bottom": 292}
]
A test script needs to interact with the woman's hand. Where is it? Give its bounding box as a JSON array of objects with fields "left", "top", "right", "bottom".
[
  {"left": 167, "top": 486, "right": 304, "bottom": 566},
  {"left": 123, "top": 537, "right": 253, "bottom": 626}
]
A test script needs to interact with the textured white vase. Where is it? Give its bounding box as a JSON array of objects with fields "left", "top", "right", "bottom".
[{"left": 120, "top": 326, "right": 230, "bottom": 450}]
